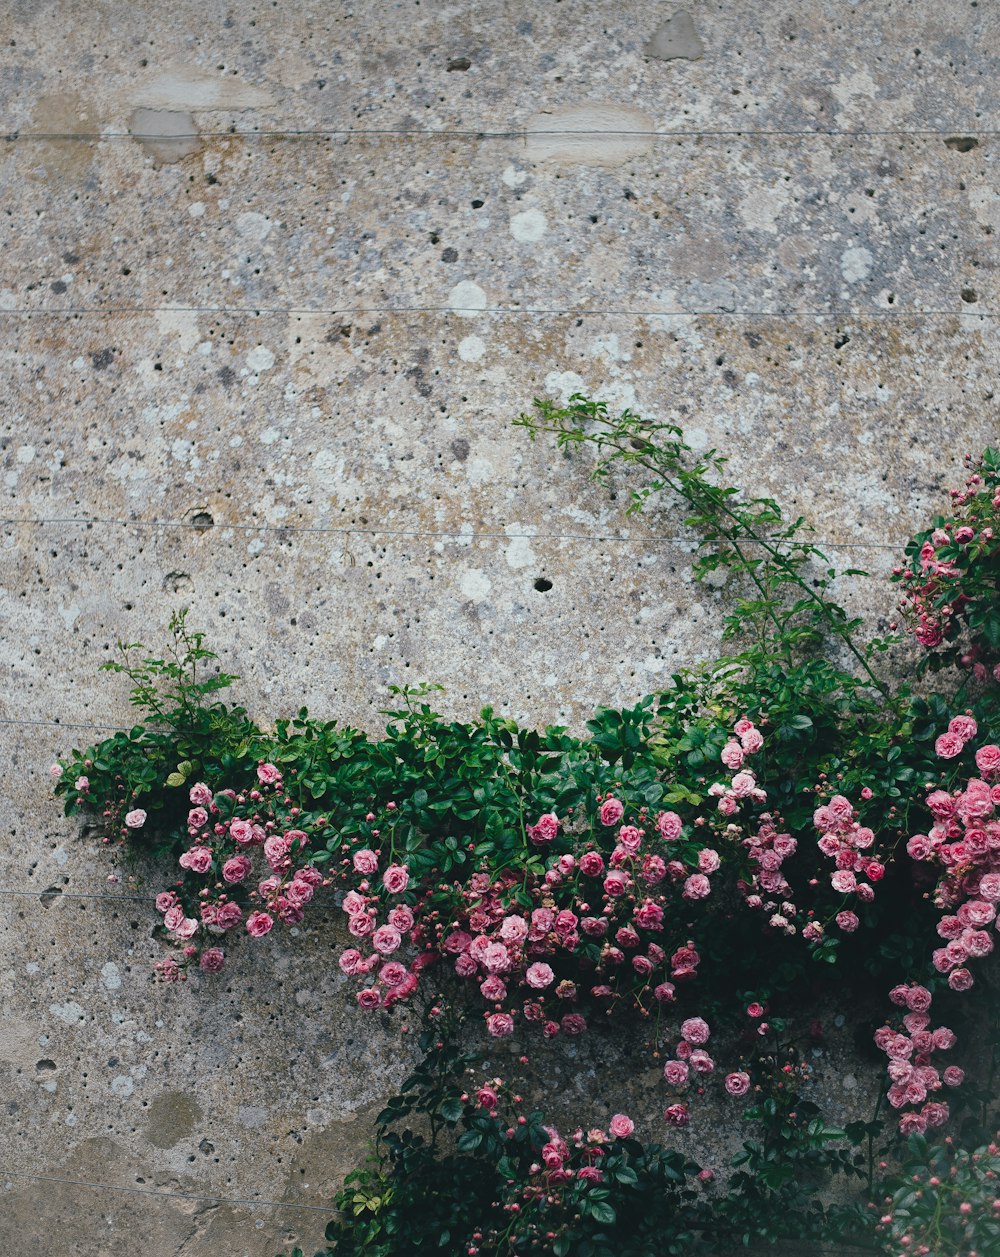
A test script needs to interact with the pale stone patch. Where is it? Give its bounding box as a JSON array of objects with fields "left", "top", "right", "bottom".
[
  {"left": 509, "top": 208, "right": 547, "bottom": 243},
  {"left": 246, "top": 345, "right": 276, "bottom": 372},
  {"left": 100, "top": 963, "right": 122, "bottom": 992},
  {"left": 458, "top": 335, "right": 486, "bottom": 362},
  {"left": 459, "top": 569, "right": 492, "bottom": 602},
  {"left": 524, "top": 104, "right": 654, "bottom": 168},
  {"left": 840, "top": 246, "right": 873, "bottom": 283},
  {"left": 447, "top": 281, "right": 488, "bottom": 317}
]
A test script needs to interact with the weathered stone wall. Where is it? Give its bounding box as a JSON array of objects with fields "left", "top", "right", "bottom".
[{"left": 2, "top": 2, "right": 999, "bottom": 1253}]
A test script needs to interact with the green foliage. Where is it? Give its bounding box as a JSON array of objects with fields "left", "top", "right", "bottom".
[{"left": 53, "top": 400, "right": 1000, "bottom": 1257}]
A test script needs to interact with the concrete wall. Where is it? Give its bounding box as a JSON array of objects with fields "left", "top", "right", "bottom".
[{"left": 2, "top": 1, "right": 999, "bottom": 1253}]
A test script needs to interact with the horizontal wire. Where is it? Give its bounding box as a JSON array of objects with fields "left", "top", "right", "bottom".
[
  {"left": 0, "top": 887, "right": 158, "bottom": 902},
  {"left": 3, "top": 125, "right": 995, "bottom": 142},
  {"left": 0, "top": 1167, "right": 336, "bottom": 1214},
  {"left": 0, "top": 304, "right": 987, "bottom": 319},
  {"left": 0, "top": 514, "right": 908, "bottom": 547}
]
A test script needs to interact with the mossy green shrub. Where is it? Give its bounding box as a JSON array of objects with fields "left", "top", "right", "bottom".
[{"left": 53, "top": 400, "right": 1000, "bottom": 1255}]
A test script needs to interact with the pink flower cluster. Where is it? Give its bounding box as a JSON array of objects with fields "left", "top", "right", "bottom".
[
  {"left": 737, "top": 814, "right": 799, "bottom": 932},
  {"left": 335, "top": 791, "right": 726, "bottom": 1040},
  {"left": 905, "top": 737, "right": 1000, "bottom": 993},
  {"left": 813, "top": 794, "right": 882, "bottom": 923},
  {"left": 708, "top": 718, "right": 768, "bottom": 818},
  {"left": 876, "top": 984, "right": 962, "bottom": 1135},
  {"left": 151, "top": 764, "right": 331, "bottom": 977},
  {"left": 893, "top": 452, "right": 1000, "bottom": 675}
]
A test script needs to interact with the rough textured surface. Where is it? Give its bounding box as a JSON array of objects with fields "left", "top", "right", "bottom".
[{"left": 2, "top": 2, "right": 999, "bottom": 1254}]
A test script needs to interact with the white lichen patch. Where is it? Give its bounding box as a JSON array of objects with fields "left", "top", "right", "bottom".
[
  {"left": 458, "top": 569, "right": 492, "bottom": 602},
  {"left": 447, "top": 281, "right": 488, "bottom": 318},
  {"left": 840, "top": 246, "right": 874, "bottom": 283},
  {"left": 509, "top": 208, "right": 547, "bottom": 243},
  {"left": 524, "top": 104, "right": 655, "bottom": 168}
]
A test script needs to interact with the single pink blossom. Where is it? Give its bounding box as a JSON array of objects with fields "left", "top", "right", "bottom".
[
  {"left": 125, "top": 809, "right": 147, "bottom": 829},
  {"left": 609, "top": 1114, "right": 634, "bottom": 1139},
  {"left": 246, "top": 911, "right": 274, "bottom": 938},
  {"left": 599, "top": 797, "right": 624, "bottom": 827},
  {"left": 725, "top": 1071, "right": 751, "bottom": 1097},
  {"left": 257, "top": 763, "right": 282, "bottom": 784}
]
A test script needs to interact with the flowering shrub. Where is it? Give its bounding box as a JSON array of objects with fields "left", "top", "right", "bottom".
[
  {"left": 893, "top": 446, "right": 1000, "bottom": 677},
  {"left": 51, "top": 400, "right": 1000, "bottom": 1256},
  {"left": 874, "top": 1132, "right": 1000, "bottom": 1256}
]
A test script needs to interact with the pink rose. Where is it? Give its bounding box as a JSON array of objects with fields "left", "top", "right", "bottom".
[
  {"left": 653, "top": 982, "right": 676, "bottom": 1003},
  {"left": 222, "top": 855, "right": 252, "bottom": 884},
  {"left": 529, "top": 812, "right": 560, "bottom": 843},
  {"left": 373, "top": 924, "right": 402, "bottom": 955},
  {"left": 480, "top": 975, "right": 507, "bottom": 1001},
  {"left": 721, "top": 741, "right": 744, "bottom": 770},
  {"left": 229, "top": 819, "right": 255, "bottom": 846},
  {"left": 609, "top": 1114, "right": 634, "bottom": 1139},
  {"left": 353, "top": 848, "right": 379, "bottom": 875},
  {"left": 163, "top": 904, "right": 185, "bottom": 932},
  {"left": 942, "top": 1065, "right": 965, "bottom": 1086},
  {"left": 731, "top": 772, "right": 756, "bottom": 797},
  {"left": 264, "top": 835, "right": 292, "bottom": 872},
  {"left": 173, "top": 916, "right": 198, "bottom": 940},
  {"left": 975, "top": 744, "right": 1000, "bottom": 778},
  {"left": 948, "top": 715, "right": 978, "bottom": 742},
  {"left": 725, "top": 1071, "right": 751, "bottom": 1097},
  {"left": 831, "top": 869, "right": 857, "bottom": 893},
  {"left": 663, "top": 1103, "right": 690, "bottom": 1127},
  {"left": 189, "top": 782, "right": 213, "bottom": 807},
  {"left": 935, "top": 732, "right": 965, "bottom": 760},
  {"left": 187, "top": 807, "right": 208, "bottom": 830},
  {"left": 836, "top": 910, "right": 860, "bottom": 933},
  {"left": 948, "top": 967, "right": 974, "bottom": 991},
  {"left": 657, "top": 811, "right": 682, "bottom": 841},
  {"left": 74, "top": 776, "right": 89, "bottom": 792},
  {"left": 388, "top": 905, "right": 414, "bottom": 933},
  {"left": 125, "top": 809, "right": 147, "bottom": 829},
  {"left": 933, "top": 1027, "right": 957, "bottom": 1049},
  {"left": 526, "top": 962, "right": 555, "bottom": 989},
  {"left": 561, "top": 1013, "right": 586, "bottom": 1035},
  {"left": 641, "top": 854, "right": 667, "bottom": 885},
  {"left": 486, "top": 1012, "right": 514, "bottom": 1037},
  {"left": 689, "top": 1049, "right": 714, "bottom": 1074},
  {"left": 603, "top": 870, "right": 629, "bottom": 897},
  {"left": 698, "top": 848, "right": 721, "bottom": 874},
  {"left": 632, "top": 955, "right": 653, "bottom": 977},
  {"left": 155, "top": 892, "right": 177, "bottom": 913},
  {"left": 681, "top": 1017, "right": 710, "bottom": 1045},
  {"left": 617, "top": 824, "right": 644, "bottom": 854},
  {"left": 216, "top": 901, "right": 243, "bottom": 929},
  {"left": 356, "top": 987, "right": 381, "bottom": 1009},
  {"left": 256, "top": 763, "right": 282, "bottom": 784},
  {"left": 179, "top": 846, "right": 213, "bottom": 874},
  {"left": 740, "top": 728, "right": 764, "bottom": 753},
  {"left": 477, "top": 1086, "right": 499, "bottom": 1110},
  {"left": 599, "top": 797, "right": 624, "bottom": 827},
  {"left": 379, "top": 961, "right": 409, "bottom": 988},
  {"left": 246, "top": 911, "right": 274, "bottom": 938},
  {"left": 285, "top": 880, "right": 315, "bottom": 909},
  {"left": 382, "top": 864, "right": 409, "bottom": 894},
  {"left": 579, "top": 851, "right": 605, "bottom": 877},
  {"left": 634, "top": 901, "right": 664, "bottom": 930},
  {"left": 338, "top": 948, "right": 362, "bottom": 975},
  {"left": 199, "top": 947, "right": 225, "bottom": 973},
  {"left": 683, "top": 874, "right": 711, "bottom": 900},
  {"left": 455, "top": 953, "right": 478, "bottom": 977}
]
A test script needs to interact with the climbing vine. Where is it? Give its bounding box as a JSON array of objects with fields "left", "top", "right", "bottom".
[{"left": 52, "top": 400, "right": 1000, "bottom": 1256}]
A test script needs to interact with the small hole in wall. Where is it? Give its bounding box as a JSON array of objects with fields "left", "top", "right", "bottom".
[{"left": 534, "top": 578, "right": 553, "bottom": 592}]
